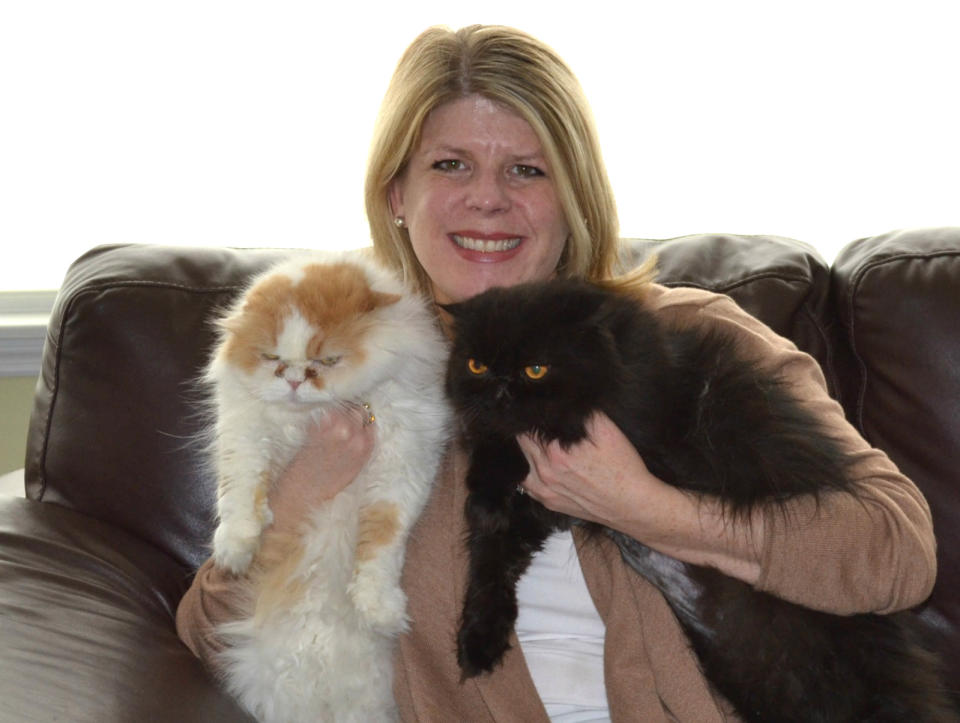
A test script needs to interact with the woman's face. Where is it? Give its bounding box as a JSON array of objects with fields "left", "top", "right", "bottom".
[{"left": 389, "top": 94, "right": 570, "bottom": 304}]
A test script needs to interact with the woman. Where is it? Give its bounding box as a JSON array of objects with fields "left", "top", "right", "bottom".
[{"left": 177, "top": 25, "right": 936, "bottom": 721}]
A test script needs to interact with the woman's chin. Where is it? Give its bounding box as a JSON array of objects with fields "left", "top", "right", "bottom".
[{"left": 435, "top": 277, "right": 516, "bottom": 304}]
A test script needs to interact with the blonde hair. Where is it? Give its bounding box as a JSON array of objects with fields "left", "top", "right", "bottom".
[
  {"left": 364, "top": 25, "right": 621, "bottom": 295},
  {"left": 598, "top": 254, "right": 659, "bottom": 302}
]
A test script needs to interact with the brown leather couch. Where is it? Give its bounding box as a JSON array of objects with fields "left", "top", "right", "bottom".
[{"left": 1, "top": 229, "right": 957, "bottom": 720}]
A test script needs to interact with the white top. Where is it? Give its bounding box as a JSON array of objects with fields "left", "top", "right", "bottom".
[{"left": 515, "top": 529, "right": 611, "bottom": 722}]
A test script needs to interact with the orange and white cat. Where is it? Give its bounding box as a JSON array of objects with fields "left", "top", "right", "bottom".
[{"left": 205, "top": 251, "right": 450, "bottom": 722}]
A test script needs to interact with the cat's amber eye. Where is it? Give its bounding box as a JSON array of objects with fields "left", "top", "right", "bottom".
[
  {"left": 524, "top": 365, "right": 549, "bottom": 380},
  {"left": 467, "top": 358, "right": 489, "bottom": 375},
  {"left": 261, "top": 353, "right": 280, "bottom": 361},
  {"left": 316, "top": 356, "right": 342, "bottom": 367}
]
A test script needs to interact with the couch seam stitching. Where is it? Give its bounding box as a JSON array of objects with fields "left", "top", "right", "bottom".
[
  {"left": 659, "top": 270, "right": 814, "bottom": 293},
  {"left": 800, "top": 302, "right": 838, "bottom": 396}
]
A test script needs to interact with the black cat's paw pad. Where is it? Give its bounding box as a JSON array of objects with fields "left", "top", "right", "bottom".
[{"left": 457, "top": 627, "right": 510, "bottom": 678}]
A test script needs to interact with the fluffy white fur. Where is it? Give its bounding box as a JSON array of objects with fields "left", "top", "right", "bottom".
[{"left": 205, "top": 251, "right": 451, "bottom": 722}]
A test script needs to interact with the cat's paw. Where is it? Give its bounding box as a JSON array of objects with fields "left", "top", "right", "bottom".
[
  {"left": 349, "top": 572, "right": 408, "bottom": 634},
  {"left": 211, "top": 523, "right": 262, "bottom": 575},
  {"left": 457, "top": 623, "right": 510, "bottom": 679}
]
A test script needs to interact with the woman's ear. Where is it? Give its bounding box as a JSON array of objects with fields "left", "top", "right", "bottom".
[{"left": 388, "top": 177, "right": 405, "bottom": 219}]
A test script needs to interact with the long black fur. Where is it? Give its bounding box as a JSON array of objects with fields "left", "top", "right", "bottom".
[{"left": 443, "top": 278, "right": 956, "bottom": 722}]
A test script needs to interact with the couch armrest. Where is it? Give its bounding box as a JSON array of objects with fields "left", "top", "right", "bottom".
[{"left": 0, "top": 496, "right": 252, "bottom": 722}]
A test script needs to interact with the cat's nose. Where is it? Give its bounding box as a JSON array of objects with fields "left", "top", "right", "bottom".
[{"left": 287, "top": 379, "right": 302, "bottom": 391}]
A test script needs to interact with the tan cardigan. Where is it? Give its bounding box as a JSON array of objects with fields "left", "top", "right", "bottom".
[{"left": 177, "top": 285, "right": 937, "bottom": 721}]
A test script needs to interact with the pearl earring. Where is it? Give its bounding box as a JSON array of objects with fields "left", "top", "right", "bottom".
[{"left": 394, "top": 216, "right": 406, "bottom": 229}]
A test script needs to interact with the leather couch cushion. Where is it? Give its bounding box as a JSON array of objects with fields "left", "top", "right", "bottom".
[
  {"left": 26, "top": 244, "right": 288, "bottom": 569},
  {"left": 0, "top": 497, "right": 253, "bottom": 721}
]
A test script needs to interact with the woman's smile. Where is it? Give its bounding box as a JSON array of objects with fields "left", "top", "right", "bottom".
[{"left": 451, "top": 231, "right": 523, "bottom": 257}]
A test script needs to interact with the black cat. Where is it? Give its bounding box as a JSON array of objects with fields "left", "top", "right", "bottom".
[{"left": 443, "top": 276, "right": 956, "bottom": 722}]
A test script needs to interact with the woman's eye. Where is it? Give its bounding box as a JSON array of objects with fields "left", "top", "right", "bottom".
[
  {"left": 433, "top": 159, "right": 466, "bottom": 172},
  {"left": 524, "top": 364, "right": 549, "bottom": 380},
  {"left": 511, "top": 164, "right": 545, "bottom": 179},
  {"left": 467, "top": 358, "right": 489, "bottom": 375}
]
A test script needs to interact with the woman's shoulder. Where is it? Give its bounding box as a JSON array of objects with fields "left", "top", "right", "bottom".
[
  {"left": 643, "top": 281, "right": 749, "bottom": 314},
  {"left": 643, "top": 283, "right": 792, "bottom": 351}
]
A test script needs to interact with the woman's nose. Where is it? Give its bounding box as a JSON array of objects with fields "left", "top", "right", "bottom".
[{"left": 466, "top": 170, "right": 511, "bottom": 213}]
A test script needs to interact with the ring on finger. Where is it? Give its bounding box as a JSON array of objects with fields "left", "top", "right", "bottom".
[{"left": 360, "top": 402, "right": 376, "bottom": 427}]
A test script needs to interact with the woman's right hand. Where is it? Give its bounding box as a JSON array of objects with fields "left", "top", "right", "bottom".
[
  {"left": 267, "top": 405, "right": 376, "bottom": 534},
  {"left": 178, "top": 407, "right": 374, "bottom": 661}
]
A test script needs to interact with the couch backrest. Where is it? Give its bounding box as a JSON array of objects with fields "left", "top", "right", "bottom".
[{"left": 624, "top": 233, "right": 839, "bottom": 394}]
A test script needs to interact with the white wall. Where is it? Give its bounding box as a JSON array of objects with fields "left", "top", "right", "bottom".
[{"left": 2, "top": 0, "right": 958, "bottom": 290}]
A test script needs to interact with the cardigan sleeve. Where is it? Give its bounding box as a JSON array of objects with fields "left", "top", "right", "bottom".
[
  {"left": 649, "top": 285, "right": 937, "bottom": 615},
  {"left": 175, "top": 558, "right": 246, "bottom": 670}
]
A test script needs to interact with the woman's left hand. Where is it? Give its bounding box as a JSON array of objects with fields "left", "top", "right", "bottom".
[
  {"left": 517, "top": 412, "right": 763, "bottom": 585},
  {"left": 517, "top": 412, "right": 657, "bottom": 530}
]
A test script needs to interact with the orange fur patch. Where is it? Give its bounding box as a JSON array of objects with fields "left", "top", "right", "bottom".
[
  {"left": 354, "top": 501, "right": 401, "bottom": 564},
  {"left": 222, "top": 261, "right": 400, "bottom": 373},
  {"left": 296, "top": 263, "right": 400, "bottom": 329},
  {"left": 223, "top": 273, "right": 295, "bottom": 371}
]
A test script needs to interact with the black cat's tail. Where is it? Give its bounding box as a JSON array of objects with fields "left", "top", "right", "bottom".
[
  {"left": 861, "top": 612, "right": 960, "bottom": 722},
  {"left": 614, "top": 533, "right": 960, "bottom": 722}
]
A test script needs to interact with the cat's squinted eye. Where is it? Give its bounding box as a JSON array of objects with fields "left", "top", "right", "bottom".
[
  {"left": 315, "top": 356, "right": 342, "bottom": 367},
  {"left": 261, "top": 353, "right": 280, "bottom": 361}
]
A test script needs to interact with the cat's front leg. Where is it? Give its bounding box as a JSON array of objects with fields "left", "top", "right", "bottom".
[
  {"left": 458, "top": 439, "right": 543, "bottom": 677},
  {"left": 462, "top": 437, "right": 530, "bottom": 520},
  {"left": 348, "top": 499, "right": 412, "bottom": 635},
  {"left": 212, "top": 438, "right": 275, "bottom": 575},
  {"left": 348, "top": 423, "right": 446, "bottom": 635}
]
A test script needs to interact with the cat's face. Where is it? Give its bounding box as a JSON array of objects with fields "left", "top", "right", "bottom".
[
  {"left": 218, "top": 261, "right": 399, "bottom": 406},
  {"left": 445, "top": 280, "right": 619, "bottom": 444}
]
